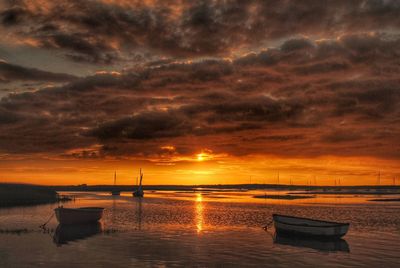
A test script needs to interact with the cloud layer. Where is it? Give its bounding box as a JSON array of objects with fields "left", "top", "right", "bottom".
[
  {"left": 0, "top": 32, "right": 399, "bottom": 162},
  {"left": 0, "top": 60, "right": 77, "bottom": 83},
  {"left": 2, "top": 0, "right": 400, "bottom": 63}
]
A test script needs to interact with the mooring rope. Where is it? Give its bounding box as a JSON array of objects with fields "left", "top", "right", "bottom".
[
  {"left": 263, "top": 218, "right": 274, "bottom": 230},
  {"left": 39, "top": 212, "right": 55, "bottom": 229}
]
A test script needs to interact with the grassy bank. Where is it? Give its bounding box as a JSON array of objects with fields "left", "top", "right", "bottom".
[{"left": 0, "top": 183, "right": 58, "bottom": 207}]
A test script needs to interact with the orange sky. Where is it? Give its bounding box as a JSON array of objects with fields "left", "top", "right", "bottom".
[{"left": 1, "top": 152, "right": 399, "bottom": 186}]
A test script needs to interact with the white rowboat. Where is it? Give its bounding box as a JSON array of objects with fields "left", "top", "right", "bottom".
[
  {"left": 55, "top": 207, "right": 104, "bottom": 225},
  {"left": 273, "top": 214, "right": 349, "bottom": 238}
]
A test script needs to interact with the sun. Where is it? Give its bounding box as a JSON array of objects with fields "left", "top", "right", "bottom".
[
  {"left": 197, "top": 153, "right": 205, "bottom": 161},
  {"left": 196, "top": 149, "right": 215, "bottom": 162}
]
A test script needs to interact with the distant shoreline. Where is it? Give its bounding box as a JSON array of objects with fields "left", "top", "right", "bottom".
[
  {"left": 253, "top": 194, "right": 312, "bottom": 200},
  {"left": 369, "top": 198, "right": 400, "bottom": 202},
  {"left": 1, "top": 183, "right": 399, "bottom": 208},
  {"left": 50, "top": 184, "right": 400, "bottom": 194}
]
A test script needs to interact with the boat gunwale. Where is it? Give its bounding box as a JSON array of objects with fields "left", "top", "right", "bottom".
[
  {"left": 273, "top": 214, "right": 349, "bottom": 228},
  {"left": 55, "top": 207, "right": 105, "bottom": 212}
]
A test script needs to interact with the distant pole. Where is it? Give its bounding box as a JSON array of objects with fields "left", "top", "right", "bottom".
[
  {"left": 264, "top": 178, "right": 266, "bottom": 195},
  {"left": 277, "top": 171, "right": 280, "bottom": 185},
  {"left": 378, "top": 171, "right": 381, "bottom": 186}
]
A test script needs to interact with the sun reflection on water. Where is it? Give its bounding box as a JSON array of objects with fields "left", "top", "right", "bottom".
[{"left": 195, "top": 193, "right": 204, "bottom": 234}]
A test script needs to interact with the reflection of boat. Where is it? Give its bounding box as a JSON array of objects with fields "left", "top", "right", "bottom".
[
  {"left": 53, "top": 222, "right": 102, "bottom": 246},
  {"left": 55, "top": 207, "right": 104, "bottom": 224},
  {"left": 133, "top": 168, "right": 144, "bottom": 197},
  {"left": 274, "top": 233, "right": 350, "bottom": 252},
  {"left": 273, "top": 214, "right": 349, "bottom": 238},
  {"left": 136, "top": 197, "right": 143, "bottom": 230},
  {"left": 111, "top": 171, "right": 120, "bottom": 196}
]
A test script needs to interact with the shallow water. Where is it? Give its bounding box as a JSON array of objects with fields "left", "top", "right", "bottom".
[{"left": 0, "top": 190, "right": 399, "bottom": 267}]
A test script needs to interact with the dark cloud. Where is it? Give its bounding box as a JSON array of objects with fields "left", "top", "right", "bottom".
[
  {"left": 88, "top": 111, "right": 193, "bottom": 140},
  {"left": 292, "top": 61, "right": 350, "bottom": 75},
  {"left": 0, "top": 61, "right": 78, "bottom": 83},
  {"left": 2, "top": 1, "right": 400, "bottom": 63},
  {"left": 0, "top": 107, "right": 19, "bottom": 124},
  {"left": 322, "top": 129, "right": 363, "bottom": 143},
  {"left": 0, "top": 34, "right": 399, "bottom": 159},
  {"left": 0, "top": 6, "right": 26, "bottom": 26},
  {"left": 281, "top": 38, "right": 315, "bottom": 52},
  {"left": 242, "top": 134, "right": 304, "bottom": 142}
]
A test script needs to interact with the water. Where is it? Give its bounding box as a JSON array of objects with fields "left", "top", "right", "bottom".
[{"left": 0, "top": 190, "right": 399, "bottom": 267}]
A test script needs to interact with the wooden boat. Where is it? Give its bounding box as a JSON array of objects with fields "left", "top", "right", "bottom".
[
  {"left": 273, "top": 214, "right": 349, "bottom": 238},
  {"left": 111, "top": 171, "right": 120, "bottom": 196},
  {"left": 54, "top": 207, "right": 104, "bottom": 225},
  {"left": 133, "top": 168, "right": 144, "bottom": 197}
]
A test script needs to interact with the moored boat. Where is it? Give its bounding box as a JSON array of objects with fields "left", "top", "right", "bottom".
[
  {"left": 54, "top": 207, "right": 104, "bottom": 225},
  {"left": 133, "top": 168, "right": 144, "bottom": 197},
  {"left": 273, "top": 214, "right": 349, "bottom": 238},
  {"left": 111, "top": 171, "right": 120, "bottom": 196}
]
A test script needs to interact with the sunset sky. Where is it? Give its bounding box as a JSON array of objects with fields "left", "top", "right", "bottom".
[{"left": 0, "top": 0, "right": 399, "bottom": 185}]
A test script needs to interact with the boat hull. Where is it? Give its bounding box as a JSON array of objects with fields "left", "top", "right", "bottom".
[
  {"left": 133, "top": 190, "right": 144, "bottom": 197},
  {"left": 55, "top": 207, "right": 104, "bottom": 225},
  {"left": 111, "top": 190, "right": 120, "bottom": 196},
  {"left": 273, "top": 214, "right": 349, "bottom": 238}
]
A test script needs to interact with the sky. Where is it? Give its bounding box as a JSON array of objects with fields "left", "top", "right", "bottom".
[{"left": 0, "top": 0, "right": 399, "bottom": 186}]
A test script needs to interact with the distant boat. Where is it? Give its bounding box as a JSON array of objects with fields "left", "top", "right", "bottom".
[
  {"left": 54, "top": 207, "right": 104, "bottom": 225},
  {"left": 111, "top": 171, "right": 120, "bottom": 196},
  {"left": 133, "top": 168, "right": 144, "bottom": 197},
  {"left": 273, "top": 214, "right": 349, "bottom": 238}
]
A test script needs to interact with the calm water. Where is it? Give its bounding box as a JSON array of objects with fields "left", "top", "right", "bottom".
[{"left": 0, "top": 190, "right": 399, "bottom": 267}]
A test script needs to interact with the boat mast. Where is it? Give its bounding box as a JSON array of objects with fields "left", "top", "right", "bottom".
[
  {"left": 139, "top": 168, "right": 143, "bottom": 190},
  {"left": 114, "top": 171, "right": 117, "bottom": 186}
]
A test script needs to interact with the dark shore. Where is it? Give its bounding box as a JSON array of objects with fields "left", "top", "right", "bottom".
[
  {"left": 369, "top": 198, "right": 400, "bottom": 202},
  {"left": 253, "top": 194, "right": 312, "bottom": 200},
  {"left": 0, "top": 183, "right": 63, "bottom": 207}
]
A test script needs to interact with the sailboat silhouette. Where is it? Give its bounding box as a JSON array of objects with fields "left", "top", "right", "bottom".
[
  {"left": 111, "top": 171, "right": 120, "bottom": 196},
  {"left": 133, "top": 168, "right": 144, "bottom": 197}
]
